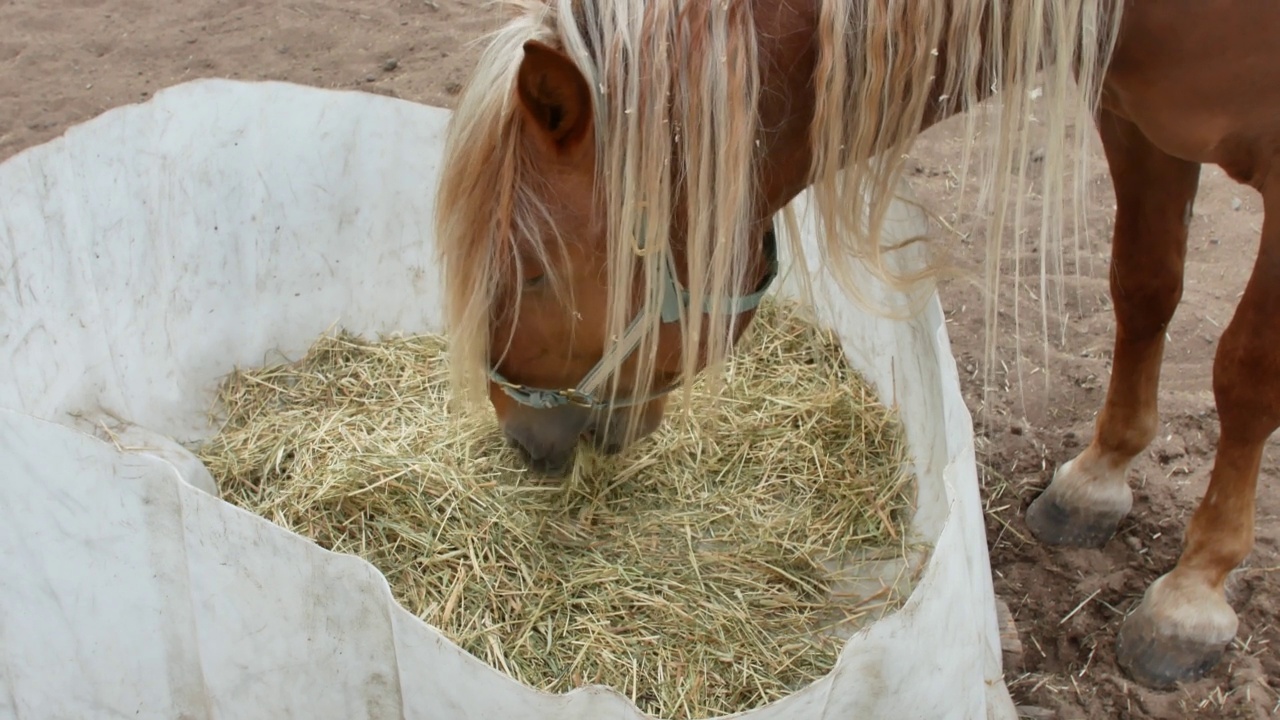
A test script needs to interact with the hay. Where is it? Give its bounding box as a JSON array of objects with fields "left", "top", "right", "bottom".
[{"left": 197, "top": 296, "right": 920, "bottom": 719}]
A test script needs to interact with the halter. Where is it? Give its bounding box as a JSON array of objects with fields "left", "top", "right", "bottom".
[{"left": 488, "top": 225, "right": 780, "bottom": 411}]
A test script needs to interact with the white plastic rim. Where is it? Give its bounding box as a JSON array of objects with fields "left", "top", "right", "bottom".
[{"left": 0, "top": 79, "right": 1016, "bottom": 720}]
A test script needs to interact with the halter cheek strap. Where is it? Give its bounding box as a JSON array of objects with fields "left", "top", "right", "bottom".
[{"left": 489, "top": 226, "right": 780, "bottom": 411}]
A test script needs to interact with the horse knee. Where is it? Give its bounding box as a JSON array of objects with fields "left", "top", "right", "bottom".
[{"left": 1109, "top": 258, "right": 1184, "bottom": 340}]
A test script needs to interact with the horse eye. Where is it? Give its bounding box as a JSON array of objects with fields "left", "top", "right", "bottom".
[{"left": 524, "top": 273, "right": 547, "bottom": 289}]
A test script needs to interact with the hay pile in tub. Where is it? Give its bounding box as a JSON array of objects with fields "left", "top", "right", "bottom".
[{"left": 198, "top": 296, "right": 918, "bottom": 719}]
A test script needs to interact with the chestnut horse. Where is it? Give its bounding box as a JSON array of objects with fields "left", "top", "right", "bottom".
[{"left": 434, "top": 0, "right": 1280, "bottom": 690}]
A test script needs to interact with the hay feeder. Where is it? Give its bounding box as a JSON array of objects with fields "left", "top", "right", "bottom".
[{"left": 0, "top": 79, "right": 1016, "bottom": 719}]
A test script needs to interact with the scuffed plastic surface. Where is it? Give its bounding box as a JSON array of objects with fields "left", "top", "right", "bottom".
[{"left": 0, "top": 79, "right": 1016, "bottom": 719}]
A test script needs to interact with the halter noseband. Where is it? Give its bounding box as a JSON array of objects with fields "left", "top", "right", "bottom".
[{"left": 488, "top": 225, "right": 780, "bottom": 411}]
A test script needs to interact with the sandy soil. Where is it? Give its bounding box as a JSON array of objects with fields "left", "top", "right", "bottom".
[{"left": 2, "top": 1, "right": 1276, "bottom": 718}]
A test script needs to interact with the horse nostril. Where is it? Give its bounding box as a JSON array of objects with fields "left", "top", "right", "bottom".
[
  {"left": 504, "top": 426, "right": 576, "bottom": 477},
  {"left": 583, "top": 428, "right": 624, "bottom": 456},
  {"left": 508, "top": 438, "right": 533, "bottom": 464}
]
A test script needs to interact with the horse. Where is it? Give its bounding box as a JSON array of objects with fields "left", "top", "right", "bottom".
[{"left": 433, "top": 0, "right": 1280, "bottom": 691}]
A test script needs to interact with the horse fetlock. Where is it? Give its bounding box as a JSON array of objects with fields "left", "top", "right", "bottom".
[
  {"left": 1025, "top": 454, "right": 1133, "bottom": 548},
  {"left": 1116, "top": 571, "right": 1238, "bottom": 688}
]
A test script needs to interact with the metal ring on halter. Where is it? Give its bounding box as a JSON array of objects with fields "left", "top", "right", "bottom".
[
  {"left": 628, "top": 214, "right": 664, "bottom": 257},
  {"left": 489, "top": 372, "right": 606, "bottom": 411},
  {"left": 560, "top": 388, "right": 596, "bottom": 408}
]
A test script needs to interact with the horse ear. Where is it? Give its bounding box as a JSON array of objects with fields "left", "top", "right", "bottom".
[{"left": 516, "top": 40, "right": 593, "bottom": 149}]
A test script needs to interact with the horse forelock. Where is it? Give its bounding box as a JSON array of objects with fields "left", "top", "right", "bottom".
[
  {"left": 436, "top": 0, "right": 768, "bottom": 423},
  {"left": 585, "top": 0, "right": 765, "bottom": 427}
]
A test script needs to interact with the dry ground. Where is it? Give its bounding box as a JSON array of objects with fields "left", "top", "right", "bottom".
[{"left": 2, "top": 1, "right": 1276, "bottom": 717}]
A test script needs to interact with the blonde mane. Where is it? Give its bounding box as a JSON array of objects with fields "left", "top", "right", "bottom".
[{"left": 435, "top": 0, "right": 1125, "bottom": 422}]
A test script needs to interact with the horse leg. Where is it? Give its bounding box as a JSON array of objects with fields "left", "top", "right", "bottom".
[
  {"left": 1025, "top": 109, "right": 1199, "bottom": 548},
  {"left": 1115, "top": 170, "right": 1280, "bottom": 688}
]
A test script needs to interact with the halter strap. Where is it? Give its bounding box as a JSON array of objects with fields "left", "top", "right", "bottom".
[{"left": 489, "top": 225, "right": 779, "bottom": 411}]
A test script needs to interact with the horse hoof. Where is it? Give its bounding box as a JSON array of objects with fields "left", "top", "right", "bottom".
[
  {"left": 1025, "top": 492, "right": 1121, "bottom": 547},
  {"left": 1115, "top": 573, "right": 1238, "bottom": 689},
  {"left": 1024, "top": 458, "right": 1131, "bottom": 548}
]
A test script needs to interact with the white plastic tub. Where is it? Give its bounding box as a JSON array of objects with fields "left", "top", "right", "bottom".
[{"left": 0, "top": 79, "right": 1016, "bottom": 720}]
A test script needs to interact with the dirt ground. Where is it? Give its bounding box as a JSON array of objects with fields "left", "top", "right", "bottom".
[{"left": 2, "top": 1, "right": 1276, "bottom": 718}]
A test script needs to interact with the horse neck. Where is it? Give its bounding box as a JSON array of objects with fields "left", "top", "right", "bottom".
[
  {"left": 751, "top": 0, "right": 1114, "bottom": 217},
  {"left": 747, "top": 0, "right": 974, "bottom": 217}
]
